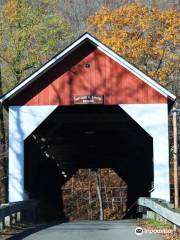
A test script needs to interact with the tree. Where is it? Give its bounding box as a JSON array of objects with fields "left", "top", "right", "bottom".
[
  {"left": 0, "top": 0, "right": 72, "bottom": 89},
  {"left": 95, "top": 169, "right": 104, "bottom": 220},
  {"left": 0, "top": 0, "right": 72, "bottom": 202},
  {"left": 59, "top": 0, "right": 180, "bottom": 38},
  {"left": 87, "top": 3, "right": 180, "bottom": 85},
  {"left": 59, "top": 0, "right": 128, "bottom": 38}
]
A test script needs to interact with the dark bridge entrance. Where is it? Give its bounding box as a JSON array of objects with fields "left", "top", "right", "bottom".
[{"left": 24, "top": 105, "right": 153, "bottom": 220}]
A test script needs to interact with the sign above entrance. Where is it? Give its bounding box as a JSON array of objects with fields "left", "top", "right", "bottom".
[{"left": 74, "top": 95, "right": 104, "bottom": 104}]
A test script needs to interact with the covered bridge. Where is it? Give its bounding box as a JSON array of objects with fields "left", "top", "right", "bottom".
[{"left": 0, "top": 33, "right": 176, "bottom": 211}]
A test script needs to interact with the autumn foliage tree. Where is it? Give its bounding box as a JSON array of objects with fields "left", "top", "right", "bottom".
[
  {"left": 87, "top": 3, "right": 180, "bottom": 85},
  {"left": 0, "top": 0, "right": 72, "bottom": 89},
  {"left": 0, "top": 0, "right": 72, "bottom": 202},
  {"left": 63, "top": 169, "right": 127, "bottom": 220}
]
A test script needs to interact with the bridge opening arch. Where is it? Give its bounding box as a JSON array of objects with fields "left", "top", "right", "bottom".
[
  {"left": 24, "top": 105, "right": 153, "bottom": 220},
  {"left": 63, "top": 168, "right": 128, "bottom": 220}
]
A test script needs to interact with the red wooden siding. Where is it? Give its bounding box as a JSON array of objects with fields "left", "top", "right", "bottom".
[{"left": 8, "top": 42, "right": 167, "bottom": 106}]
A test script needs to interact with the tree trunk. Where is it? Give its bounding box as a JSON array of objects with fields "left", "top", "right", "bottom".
[
  {"left": 88, "top": 169, "right": 92, "bottom": 219},
  {"left": 0, "top": 66, "right": 5, "bottom": 145},
  {"left": 0, "top": 63, "right": 7, "bottom": 203},
  {"left": 172, "top": 105, "right": 179, "bottom": 208},
  {"left": 95, "top": 169, "right": 104, "bottom": 220}
]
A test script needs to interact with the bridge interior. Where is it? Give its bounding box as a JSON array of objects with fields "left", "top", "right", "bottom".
[{"left": 24, "top": 105, "right": 153, "bottom": 220}]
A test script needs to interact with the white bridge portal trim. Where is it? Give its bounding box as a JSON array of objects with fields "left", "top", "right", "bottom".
[
  {"left": 119, "top": 104, "right": 170, "bottom": 202},
  {"left": 9, "top": 106, "right": 57, "bottom": 202},
  {"left": 9, "top": 104, "right": 170, "bottom": 202}
]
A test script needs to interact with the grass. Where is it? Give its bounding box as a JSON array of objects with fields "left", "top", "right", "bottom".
[
  {"left": 0, "top": 222, "right": 33, "bottom": 239},
  {"left": 139, "top": 219, "right": 172, "bottom": 229},
  {"left": 138, "top": 218, "right": 180, "bottom": 240}
]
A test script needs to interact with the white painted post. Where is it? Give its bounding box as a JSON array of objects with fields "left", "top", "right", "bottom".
[{"left": 4, "top": 216, "right": 10, "bottom": 227}]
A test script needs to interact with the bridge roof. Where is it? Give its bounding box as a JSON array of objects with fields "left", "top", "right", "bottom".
[{"left": 0, "top": 32, "right": 176, "bottom": 106}]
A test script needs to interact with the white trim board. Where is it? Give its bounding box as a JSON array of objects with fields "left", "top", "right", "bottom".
[{"left": 0, "top": 33, "right": 176, "bottom": 104}]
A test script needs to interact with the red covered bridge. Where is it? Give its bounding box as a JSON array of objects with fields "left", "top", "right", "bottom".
[{"left": 0, "top": 33, "right": 176, "bottom": 216}]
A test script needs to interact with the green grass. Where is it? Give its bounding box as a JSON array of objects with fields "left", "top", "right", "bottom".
[{"left": 139, "top": 219, "right": 172, "bottom": 229}]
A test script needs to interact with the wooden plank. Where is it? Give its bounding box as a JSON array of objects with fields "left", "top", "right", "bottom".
[
  {"left": 0, "top": 200, "right": 37, "bottom": 220},
  {"left": 9, "top": 44, "right": 167, "bottom": 106}
]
